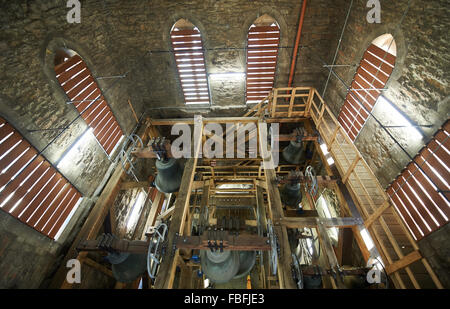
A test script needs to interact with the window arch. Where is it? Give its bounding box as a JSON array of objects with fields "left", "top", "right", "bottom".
[
  {"left": 0, "top": 117, "right": 82, "bottom": 239},
  {"left": 246, "top": 15, "right": 280, "bottom": 104},
  {"left": 54, "top": 49, "right": 123, "bottom": 156},
  {"left": 338, "top": 34, "right": 397, "bottom": 141},
  {"left": 170, "top": 19, "right": 210, "bottom": 105}
]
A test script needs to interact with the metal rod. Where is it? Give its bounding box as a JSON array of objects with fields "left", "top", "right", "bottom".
[
  {"left": 321, "top": 0, "right": 353, "bottom": 98},
  {"left": 96, "top": 75, "right": 127, "bottom": 80},
  {"left": 384, "top": 125, "right": 433, "bottom": 128},
  {"left": 349, "top": 88, "right": 388, "bottom": 91},
  {"left": 28, "top": 127, "right": 68, "bottom": 133},
  {"left": 323, "top": 64, "right": 356, "bottom": 67},
  {"left": 288, "top": 0, "right": 308, "bottom": 88},
  {"left": 66, "top": 99, "right": 98, "bottom": 104},
  {"left": 147, "top": 45, "right": 306, "bottom": 54}
]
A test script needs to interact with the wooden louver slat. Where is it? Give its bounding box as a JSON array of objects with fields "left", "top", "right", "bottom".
[
  {"left": 246, "top": 24, "right": 280, "bottom": 103},
  {"left": 171, "top": 27, "right": 210, "bottom": 105},
  {"left": 387, "top": 120, "right": 450, "bottom": 241},
  {"left": 338, "top": 44, "right": 396, "bottom": 141},
  {"left": 0, "top": 117, "right": 82, "bottom": 239},
  {"left": 55, "top": 55, "right": 123, "bottom": 156}
]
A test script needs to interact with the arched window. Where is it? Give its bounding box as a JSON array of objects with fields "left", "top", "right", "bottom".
[
  {"left": 0, "top": 117, "right": 82, "bottom": 239},
  {"left": 170, "top": 19, "right": 210, "bottom": 105},
  {"left": 387, "top": 120, "right": 450, "bottom": 241},
  {"left": 338, "top": 34, "right": 397, "bottom": 141},
  {"left": 246, "top": 15, "right": 280, "bottom": 104},
  {"left": 54, "top": 49, "right": 123, "bottom": 156}
]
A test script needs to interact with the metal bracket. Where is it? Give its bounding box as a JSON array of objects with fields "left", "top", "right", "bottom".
[
  {"left": 267, "top": 220, "right": 279, "bottom": 276},
  {"left": 119, "top": 134, "right": 143, "bottom": 181},
  {"left": 147, "top": 222, "right": 168, "bottom": 281}
]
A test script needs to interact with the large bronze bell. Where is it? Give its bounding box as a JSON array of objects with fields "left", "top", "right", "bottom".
[
  {"left": 155, "top": 158, "right": 183, "bottom": 193},
  {"left": 282, "top": 140, "right": 306, "bottom": 165},
  {"left": 234, "top": 251, "right": 256, "bottom": 279},
  {"left": 280, "top": 182, "right": 302, "bottom": 208},
  {"left": 200, "top": 250, "right": 240, "bottom": 284},
  {"left": 106, "top": 252, "right": 147, "bottom": 283}
]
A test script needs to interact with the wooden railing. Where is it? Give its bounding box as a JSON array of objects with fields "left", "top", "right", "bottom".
[{"left": 258, "top": 87, "right": 443, "bottom": 289}]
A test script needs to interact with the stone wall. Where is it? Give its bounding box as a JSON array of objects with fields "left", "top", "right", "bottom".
[
  {"left": 0, "top": 0, "right": 341, "bottom": 287},
  {"left": 321, "top": 0, "right": 449, "bottom": 287}
]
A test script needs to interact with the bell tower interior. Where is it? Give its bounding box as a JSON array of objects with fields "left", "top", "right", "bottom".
[{"left": 0, "top": 0, "right": 448, "bottom": 294}]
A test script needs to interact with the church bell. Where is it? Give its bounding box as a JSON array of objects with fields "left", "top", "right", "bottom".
[
  {"left": 106, "top": 252, "right": 147, "bottom": 283},
  {"left": 155, "top": 158, "right": 183, "bottom": 193},
  {"left": 280, "top": 182, "right": 303, "bottom": 208},
  {"left": 200, "top": 250, "right": 240, "bottom": 284},
  {"left": 282, "top": 140, "right": 306, "bottom": 165}
]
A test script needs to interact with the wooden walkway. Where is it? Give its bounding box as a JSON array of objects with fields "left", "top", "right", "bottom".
[{"left": 253, "top": 87, "right": 443, "bottom": 289}]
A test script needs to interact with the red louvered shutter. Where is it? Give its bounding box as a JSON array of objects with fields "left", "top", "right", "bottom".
[
  {"left": 246, "top": 25, "right": 280, "bottom": 103},
  {"left": 55, "top": 55, "right": 123, "bottom": 155},
  {"left": 338, "top": 44, "right": 396, "bottom": 141},
  {"left": 387, "top": 120, "right": 450, "bottom": 241},
  {"left": 0, "top": 117, "right": 82, "bottom": 239},
  {"left": 170, "top": 27, "right": 210, "bottom": 105}
]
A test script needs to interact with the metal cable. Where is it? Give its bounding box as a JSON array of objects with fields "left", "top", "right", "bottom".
[{"left": 321, "top": 0, "right": 354, "bottom": 98}]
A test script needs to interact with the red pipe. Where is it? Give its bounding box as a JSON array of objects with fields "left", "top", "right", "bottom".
[{"left": 288, "top": 0, "right": 307, "bottom": 87}]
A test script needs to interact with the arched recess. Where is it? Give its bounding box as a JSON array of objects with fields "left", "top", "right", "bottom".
[
  {"left": 54, "top": 48, "right": 123, "bottom": 156},
  {"left": 170, "top": 19, "right": 211, "bottom": 105},
  {"left": 338, "top": 33, "right": 397, "bottom": 141},
  {"left": 245, "top": 14, "right": 280, "bottom": 104}
]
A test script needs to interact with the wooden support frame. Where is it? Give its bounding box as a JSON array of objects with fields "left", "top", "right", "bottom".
[{"left": 53, "top": 124, "right": 152, "bottom": 289}]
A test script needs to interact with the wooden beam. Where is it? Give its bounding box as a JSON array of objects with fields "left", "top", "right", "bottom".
[
  {"left": 385, "top": 250, "right": 422, "bottom": 275},
  {"left": 364, "top": 200, "right": 391, "bottom": 228},
  {"left": 256, "top": 185, "right": 268, "bottom": 235},
  {"left": 336, "top": 228, "right": 354, "bottom": 266},
  {"left": 81, "top": 257, "right": 114, "bottom": 278},
  {"left": 154, "top": 116, "right": 203, "bottom": 289},
  {"left": 157, "top": 205, "right": 175, "bottom": 221},
  {"left": 120, "top": 181, "right": 150, "bottom": 190},
  {"left": 258, "top": 121, "right": 296, "bottom": 289},
  {"left": 141, "top": 191, "right": 164, "bottom": 239},
  {"left": 174, "top": 234, "right": 271, "bottom": 251},
  {"left": 277, "top": 216, "right": 362, "bottom": 229},
  {"left": 54, "top": 162, "right": 125, "bottom": 288},
  {"left": 316, "top": 218, "right": 346, "bottom": 289},
  {"left": 150, "top": 117, "right": 259, "bottom": 126},
  {"left": 342, "top": 155, "right": 360, "bottom": 184},
  {"left": 284, "top": 209, "right": 318, "bottom": 217},
  {"left": 127, "top": 99, "right": 139, "bottom": 123}
]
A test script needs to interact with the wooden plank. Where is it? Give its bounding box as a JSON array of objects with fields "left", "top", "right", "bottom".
[
  {"left": 316, "top": 218, "right": 346, "bottom": 289},
  {"left": 81, "top": 257, "right": 114, "bottom": 278},
  {"left": 120, "top": 181, "right": 150, "bottom": 190},
  {"left": 364, "top": 200, "right": 391, "bottom": 228},
  {"left": 258, "top": 121, "right": 296, "bottom": 289},
  {"left": 385, "top": 250, "right": 422, "bottom": 275},
  {"left": 278, "top": 217, "right": 362, "bottom": 229},
  {"left": 141, "top": 191, "right": 164, "bottom": 239}
]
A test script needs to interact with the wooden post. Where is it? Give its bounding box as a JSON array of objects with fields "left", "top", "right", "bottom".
[
  {"left": 128, "top": 99, "right": 139, "bottom": 124},
  {"left": 316, "top": 218, "right": 346, "bottom": 289},
  {"left": 258, "top": 121, "right": 296, "bottom": 289},
  {"left": 154, "top": 116, "right": 203, "bottom": 289}
]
